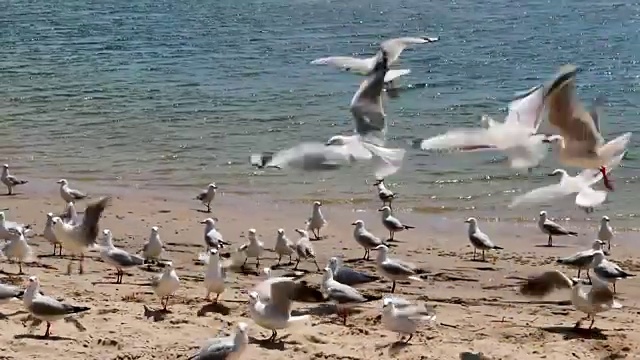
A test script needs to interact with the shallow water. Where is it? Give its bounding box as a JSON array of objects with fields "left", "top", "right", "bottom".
[{"left": 1, "top": 0, "right": 640, "bottom": 225}]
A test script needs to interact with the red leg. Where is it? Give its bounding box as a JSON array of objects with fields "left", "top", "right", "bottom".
[{"left": 600, "top": 166, "right": 614, "bottom": 191}]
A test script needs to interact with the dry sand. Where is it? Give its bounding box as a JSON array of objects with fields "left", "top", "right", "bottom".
[{"left": 0, "top": 184, "right": 638, "bottom": 360}]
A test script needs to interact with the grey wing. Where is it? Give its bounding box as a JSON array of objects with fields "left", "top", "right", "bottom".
[
  {"left": 190, "top": 336, "right": 235, "bottom": 360},
  {"left": 30, "top": 297, "right": 76, "bottom": 316},
  {"left": 357, "top": 232, "right": 382, "bottom": 248},
  {"left": 469, "top": 231, "right": 494, "bottom": 249},
  {"left": 382, "top": 260, "right": 416, "bottom": 277},
  {"left": 80, "top": 197, "right": 112, "bottom": 244},
  {"left": 558, "top": 251, "right": 594, "bottom": 267},
  {"left": 270, "top": 280, "right": 296, "bottom": 313},
  {"left": 196, "top": 189, "right": 207, "bottom": 201},
  {"left": 6, "top": 175, "right": 24, "bottom": 185},
  {"left": 0, "top": 283, "right": 21, "bottom": 300},
  {"left": 334, "top": 268, "right": 378, "bottom": 286},
  {"left": 544, "top": 220, "right": 570, "bottom": 235},
  {"left": 109, "top": 249, "right": 145, "bottom": 267},
  {"left": 327, "top": 283, "right": 366, "bottom": 304},
  {"left": 384, "top": 216, "right": 404, "bottom": 230}
]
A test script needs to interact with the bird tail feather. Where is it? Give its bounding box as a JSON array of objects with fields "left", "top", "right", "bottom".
[
  {"left": 493, "top": 245, "right": 504, "bottom": 250},
  {"left": 568, "top": 231, "right": 578, "bottom": 236},
  {"left": 408, "top": 275, "right": 424, "bottom": 282},
  {"left": 403, "top": 225, "right": 415, "bottom": 230}
]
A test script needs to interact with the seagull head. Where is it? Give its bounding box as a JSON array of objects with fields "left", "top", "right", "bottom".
[
  {"left": 322, "top": 267, "right": 334, "bottom": 280},
  {"left": 539, "top": 211, "right": 547, "bottom": 219},
  {"left": 2, "top": 164, "right": 8, "bottom": 169},
  {"left": 46, "top": 212, "right": 54, "bottom": 221},
  {"left": 164, "top": 261, "right": 174, "bottom": 270},
  {"left": 378, "top": 206, "right": 392, "bottom": 216},
  {"left": 236, "top": 322, "right": 249, "bottom": 335},
  {"left": 313, "top": 201, "right": 322, "bottom": 208},
  {"left": 50, "top": 216, "right": 64, "bottom": 229},
  {"left": 200, "top": 218, "right": 216, "bottom": 226},
  {"left": 464, "top": 217, "right": 477, "bottom": 225},
  {"left": 382, "top": 296, "right": 395, "bottom": 309},
  {"left": 327, "top": 257, "right": 339, "bottom": 269},
  {"left": 548, "top": 169, "right": 567, "bottom": 177},
  {"left": 208, "top": 183, "right": 217, "bottom": 189},
  {"left": 25, "top": 275, "right": 39, "bottom": 290},
  {"left": 209, "top": 248, "right": 219, "bottom": 256},
  {"left": 151, "top": 226, "right": 159, "bottom": 234},
  {"left": 351, "top": 220, "right": 365, "bottom": 227},
  {"left": 542, "top": 134, "right": 564, "bottom": 144},
  {"left": 261, "top": 267, "right": 272, "bottom": 278},
  {"left": 325, "top": 135, "right": 347, "bottom": 146},
  {"left": 56, "top": 179, "right": 68, "bottom": 185},
  {"left": 372, "top": 244, "right": 389, "bottom": 253},
  {"left": 276, "top": 228, "right": 285, "bottom": 237},
  {"left": 372, "top": 178, "right": 384, "bottom": 186},
  {"left": 294, "top": 228, "right": 307, "bottom": 236},
  {"left": 592, "top": 239, "right": 605, "bottom": 250},
  {"left": 248, "top": 291, "right": 260, "bottom": 304},
  {"left": 0, "top": 212, "right": 5, "bottom": 222},
  {"left": 601, "top": 215, "right": 610, "bottom": 223}
]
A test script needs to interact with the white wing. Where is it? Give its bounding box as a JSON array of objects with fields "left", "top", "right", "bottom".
[
  {"left": 384, "top": 69, "right": 411, "bottom": 83},
  {"left": 505, "top": 84, "right": 545, "bottom": 131},
  {"left": 509, "top": 183, "right": 576, "bottom": 208},
  {"left": 577, "top": 151, "right": 625, "bottom": 185},
  {"left": 380, "top": 37, "right": 439, "bottom": 64},
  {"left": 310, "top": 56, "right": 375, "bottom": 75},
  {"left": 575, "top": 187, "right": 608, "bottom": 208},
  {"left": 266, "top": 143, "right": 351, "bottom": 170}
]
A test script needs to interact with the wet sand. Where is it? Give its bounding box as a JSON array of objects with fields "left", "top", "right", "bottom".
[{"left": 0, "top": 183, "right": 638, "bottom": 359}]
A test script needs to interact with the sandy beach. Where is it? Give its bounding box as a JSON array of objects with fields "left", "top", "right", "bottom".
[{"left": 0, "top": 182, "right": 638, "bottom": 360}]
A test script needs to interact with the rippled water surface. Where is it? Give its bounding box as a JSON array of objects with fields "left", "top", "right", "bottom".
[{"left": 2, "top": 0, "right": 640, "bottom": 223}]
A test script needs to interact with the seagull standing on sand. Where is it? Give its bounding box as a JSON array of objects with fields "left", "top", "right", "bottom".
[
  {"left": 379, "top": 206, "right": 414, "bottom": 241},
  {"left": 597, "top": 216, "right": 613, "bottom": 251},
  {"left": 374, "top": 179, "right": 396, "bottom": 208},
  {"left": 321, "top": 267, "right": 368, "bottom": 325},
  {"left": 43, "top": 213, "right": 63, "bottom": 256},
  {"left": 22, "top": 276, "right": 90, "bottom": 338},
  {"left": 352, "top": 219, "right": 387, "bottom": 260},
  {"left": 307, "top": 201, "right": 327, "bottom": 240},
  {"left": 52, "top": 197, "right": 111, "bottom": 275},
  {"left": 187, "top": 321, "right": 249, "bottom": 360},
  {"left": 327, "top": 257, "right": 379, "bottom": 286},
  {"left": 520, "top": 270, "right": 622, "bottom": 329},
  {"left": 142, "top": 226, "right": 164, "bottom": 264},
  {"left": 542, "top": 64, "right": 632, "bottom": 191},
  {"left": 293, "top": 228, "right": 320, "bottom": 271},
  {"left": 1, "top": 228, "right": 33, "bottom": 274},
  {"left": 195, "top": 183, "right": 217, "bottom": 213},
  {"left": 239, "top": 228, "right": 264, "bottom": 270},
  {"left": 99, "top": 229, "right": 144, "bottom": 284},
  {"left": 57, "top": 179, "right": 88, "bottom": 204},
  {"left": 464, "top": 218, "right": 503, "bottom": 261},
  {"left": 372, "top": 244, "right": 423, "bottom": 293},
  {"left": 274, "top": 228, "right": 296, "bottom": 265},
  {"left": 556, "top": 239, "right": 605, "bottom": 279},
  {"left": 538, "top": 211, "right": 578, "bottom": 247},
  {"left": 381, "top": 297, "right": 436, "bottom": 344},
  {"left": 203, "top": 248, "right": 226, "bottom": 303},
  {"left": 200, "top": 218, "right": 229, "bottom": 250},
  {"left": 1, "top": 164, "right": 28, "bottom": 195},
  {"left": 310, "top": 36, "right": 440, "bottom": 83},
  {"left": 248, "top": 280, "right": 310, "bottom": 342},
  {"left": 591, "top": 252, "right": 634, "bottom": 293},
  {"left": 150, "top": 261, "right": 180, "bottom": 311}
]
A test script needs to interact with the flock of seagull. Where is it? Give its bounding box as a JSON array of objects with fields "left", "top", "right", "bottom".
[{"left": 0, "top": 35, "right": 636, "bottom": 358}]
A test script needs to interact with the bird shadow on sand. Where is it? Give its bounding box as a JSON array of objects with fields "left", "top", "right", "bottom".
[
  {"left": 90, "top": 280, "right": 147, "bottom": 286},
  {"left": 193, "top": 208, "right": 212, "bottom": 214},
  {"left": 14, "top": 334, "right": 75, "bottom": 341},
  {"left": 142, "top": 305, "right": 170, "bottom": 322},
  {"left": 387, "top": 341, "right": 411, "bottom": 356},
  {"left": 197, "top": 302, "right": 231, "bottom": 317},
  {"left": 0, "top": 310, "right": 28, "bottom": 320},
  {"left": 249, "top": 334, "right": 291, "bottom": 350},
  {"left": 541, "top": 326, "right": 607, "bottom": 340},
  {"left": 534, "top": 244, "right": 570, "bottom": 248}
]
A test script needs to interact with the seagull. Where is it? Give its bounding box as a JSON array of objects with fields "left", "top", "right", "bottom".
[
  {"left": 373, "top": 179, "right": 396, "bottom": 208},
  {"left": 99, "top": 229, "right": 144, "bottom": 284},
  {"left": 538, "top": 211, "right": 578, "bottom": 247},
  {"left": 542, "top": 64, "right": 632, "bottom": 191},
  {"left": 321, "top": 267, "right": 368, "bottom": 325},
  {"left": 352, "top": 219, "right": 387, "bottom": 260},
  {"left": 597, "top": 216, "right": 614, "bottom": 251},
  {"left": 238, "top": 228, "right": 264, "bottom": 270},
  {"left": 372, "top": 244, "right": 423, "bottom": 293},
  {"left": 52, "top": 196, "right": 111, "bottom": 275},
  {"left": 591, "top": 252, "right": 634, "bottom": 293},
  {"left": 464, "top": 218, "right": 503, "bottom": 261},
  {"left": 556, "top": 239, "right": 605, "bottom": 279},
  {"left": 293, "top": 228, "right": 320, "bottom": 271},
  {"left": 195, "top": 183, "right": 217, "bottom": 213},
  {"left": 203, "top": 248, "right": 226, "bottom": 303},
  {"left": 187, "top": 321, "right": 250, "bottom": 360},
  {"left": 379, "top": 206, "right": 414, "bottom": 241},
  {"left": 381, "top": 296, "right": 436, "bottom": 344},
  {"left": 307, "top": 201, "right": 327, "bottom": 240},
  {"left": 310, "top": 36, "right": 440, "bottom": 82},
  {"left": 57, "top": 179, "right": 88, "bottom": 204},
  {"left": 200, "top": 218, "right": 230, "bottom": 251},
  {"left": 43, "top": 213, "right": 62, "bottom": 256},
  {"left": 510, "top": 151, "right": 625, "bottom": 209},
  {"left": 142, "top": 226, "right": 164, "bottom": 264},
  {"left": 274, "top": 228, "right": 296, "bottom": 265},
  {"left": 22, "top": 276, "right": 90, "bottom": 338},
  {"left": 0, "top": 211, "right": 31, "bottom": 241},
  {"left": 58, "top": 202, "right": 81, "bottom": 225},
  {"left": 520, "top": 270, "right": 622, "bottom": 329},
  {"left": 248, "top": 280, "right": 310, "bottom": 342},
  {"left": 253, "top": 267, "right": 297, "bottom": 302},
  {"left": 150, "top": 261, "right": 180, "bottom": 311},
  {"left": 1, "top": 164, "right": 28, "bottom": 195},
  {"left": 327, "top": 257, "right": 379, "bottom": 286},
  {"left": 250, "top": 152, "right": 274, "bottom": 169},
  {"left": 1, "top": 228, "right": 34, "bottom": 274},
  {"left": 419, "top": 83, "right": 549, "bottom": 170}
]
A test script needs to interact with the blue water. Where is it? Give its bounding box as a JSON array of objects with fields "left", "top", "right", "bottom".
[{"left": 1, "top": 0, "right": 640, "bottom": 224}]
